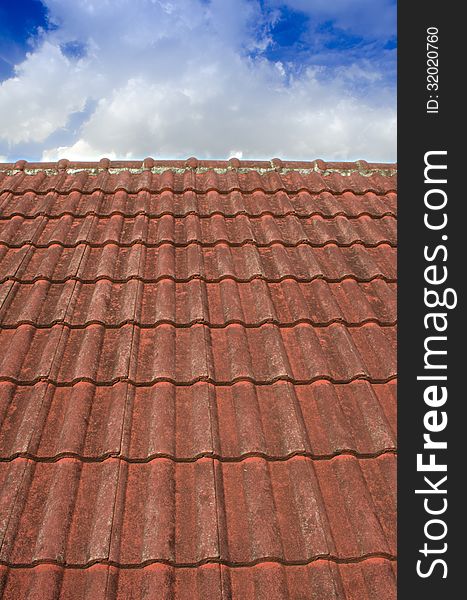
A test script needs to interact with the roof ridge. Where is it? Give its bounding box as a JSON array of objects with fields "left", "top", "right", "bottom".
[{"left": 0, "top": 157, "right": 397, "bottom": 176}]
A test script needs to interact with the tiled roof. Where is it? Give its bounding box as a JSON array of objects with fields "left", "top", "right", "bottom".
[{"left": 0, "top": 159, "right": 397, "bottom": 599}]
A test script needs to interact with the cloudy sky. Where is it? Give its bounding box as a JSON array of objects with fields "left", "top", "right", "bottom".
[{"left": 0, "top": 0, "right": 396, "bottom": 163}]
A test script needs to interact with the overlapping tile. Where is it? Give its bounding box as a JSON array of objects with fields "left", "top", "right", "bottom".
[
  {"left": 0, "top": 455, "right": 395, "bottom": 567},
  {"left": 0, "top": 559, "right": 396, "bottom": 600},
  {"left": 0, "top": 322, "right": 396, "bottom": 385},
  {"left": 0, "top": 213, "right": 396, "bottom": 248},
  {"left": 1, "top": 278, "right": 396, "bottom": 327},
  {"left": 0, "top": 380, "right": 396, "bottom": 461},
  {"left": 0, "top": 189, "right": 397, "bottom": 219},
  {"left": 0, "top": 160, "right": 397, "bottom": 599},
  {"left": 0, "top": 168, "right": 396, "bottom": 196},
  {"left": 0, "top": 242, "right": 396, "bottom": 284}
]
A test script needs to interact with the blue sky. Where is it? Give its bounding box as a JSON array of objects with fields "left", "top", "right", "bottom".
[
  {"left": 0, "top": 0, "right": 48, "bottom": 80},
  {"left": 0, "top": 0, "right": 396, "bottom": 162}
]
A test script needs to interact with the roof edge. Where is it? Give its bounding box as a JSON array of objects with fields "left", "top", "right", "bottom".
[{"left": 0, "top": 158, "right": 397, "bottom": 177}]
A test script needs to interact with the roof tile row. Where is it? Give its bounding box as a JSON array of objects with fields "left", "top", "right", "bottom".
[
  {"left": 0, "top": 242, "right": 396, "bottom": 284},
  {"left": 0, "top": 190, "right": 397, "bottom": 219},
  {"left": 0, "top": 278, "right": 396, "bottom": 327},
  {"left": 0, "top": 454, "right": 396, "bottom": 566},
  {"left": 0, "top": 322, "right": 396, "bottom": 385},
  {"left": 0, "top": 170, "right": 396, "bottom": 195},
  {"left": 0, "top": 380, "right": 396, "bottom": 460},
  {"left": 0, "top": 213, "right": 396, "bottom": 248},
  {"left": 0, "top": 559, "right": 396, "bottom": 600}
]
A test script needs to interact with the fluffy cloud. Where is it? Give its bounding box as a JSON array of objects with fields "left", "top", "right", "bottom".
[
  {"left": 0, "top": 0, "right": 396, "bottom": 162},
  {"left": 0, "top": 41, "right": 88, "bottom": 144}
]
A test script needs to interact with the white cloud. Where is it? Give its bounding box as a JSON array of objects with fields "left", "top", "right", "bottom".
[
  {"left": 0, "top": 41, "right": 89, "bottom": 144},
  {"left": 0, "top": 0, "right": 396, "bottom": 162}
]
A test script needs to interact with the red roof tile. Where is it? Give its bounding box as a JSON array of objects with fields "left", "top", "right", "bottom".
[
  {"left": 0, "top": 159, "right": 396, "bottom": 598},
  {"left": 0, "top": 380, "right": 396, "bottom": 460},
  {"left": 1, "top": 279, "right": 396, "bottom": 327},
  {"left": 0, "top": 560, "right": 396, "bottom": 600},
  {"left": 0, "top": 455, "right": 395, "bottom": 566}
]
